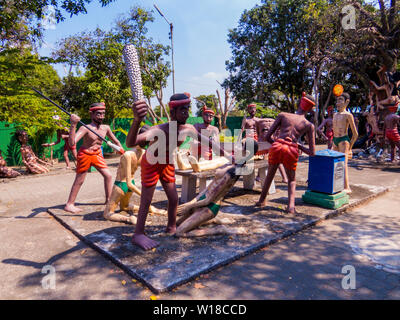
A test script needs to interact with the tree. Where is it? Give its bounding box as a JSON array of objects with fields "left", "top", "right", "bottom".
[
  {"left": 225, "top": 0, "right": 314, "bottom": 112},
  {"left": 52, "top": 6, "right": 171, "bottom": 123},
  {"left": 194, "top": 94, "right": 217, "bottom": 117},
  {"left": 0, "top": 0, "right": 116, "bottom": 51},
  {"left": 0, "top": 49, "right": 64, "bottom": 152}
]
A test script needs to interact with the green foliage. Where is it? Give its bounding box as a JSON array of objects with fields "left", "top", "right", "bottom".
[
  {"left": 0, "top": 49, "right": 65, "bottom": 152},
  {"left": 225, "top": 0, "right": 314, "bottom": 112},
  {"left": 194, "top": 94, "right": 217, "bottom": 117},
  {"left": 0, "top": 0, "right": 116, "bottom": 50},
  {"left": 52, "top": 6, "right": 171, "bottom": 123}
]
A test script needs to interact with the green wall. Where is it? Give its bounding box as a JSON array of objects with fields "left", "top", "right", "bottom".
[{"left": 0, "top": 117, "right": 244, "bottom": 166}]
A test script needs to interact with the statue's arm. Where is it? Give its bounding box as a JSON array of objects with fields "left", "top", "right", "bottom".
[{"left": 348, "top": 114, "right": 358, "bottom": 148}]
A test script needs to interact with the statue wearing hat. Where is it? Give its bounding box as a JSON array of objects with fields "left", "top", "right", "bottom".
[
  {"left": 256, "top": 92, "right": 316, "bottom": 214},
  {"left": 64, "top": 102, "right": 124, "bottom": 213},
  {"left": 191, "top": 105, "right": 220, "bottom": 160},
  {"left": 126, "top": 93, "right": 232, "bottom": 250}
]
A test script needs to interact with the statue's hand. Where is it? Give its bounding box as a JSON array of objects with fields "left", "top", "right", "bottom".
[
  {"left": 132, "top": 100, "right": 148, "bottom": 121},
  {"left": 70, "top": 114, "right": 80, "bottom": 126}
]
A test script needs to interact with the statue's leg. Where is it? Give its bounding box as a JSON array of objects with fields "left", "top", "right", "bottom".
[
  {"left": 120, "top": 190, "right": 133, "bottom": 212},
  {"left": 285, "top": 167, "right": 297, "bottom": 214},
  {"left": 104, "top": 187, "right": 136, "bottom": 224},
  {"left": 176, "top": 207, "right": 216, "bottom": 235},
  {"left": 256, "top": 163, "right": 279, "bottom": 207},
  {"left": 338, "top": 141, "right": 351, "bottom": 193},
  {"left": 149, "top": 205, "right": 167, "bottom": 215}
]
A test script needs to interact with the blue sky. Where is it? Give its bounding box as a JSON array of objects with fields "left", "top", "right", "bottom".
[{"left": 39, "top": 0, "right": 261, "bottom": 110}]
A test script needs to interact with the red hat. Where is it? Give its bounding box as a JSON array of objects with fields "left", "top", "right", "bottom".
[
  {"left": 202, "top": 106, "right": 215, "bottom": 116},
  {"left": 89, "top": 102, "right": 106, "bottom": 112},
  {"left": 169, "top": 93, "right": 191, "bottom": 109},
  {"left": 247, "top": 103, "right": 257, "bottom": 109},
  {"left": 299, "top": 92, "right": 315, "bottom": 111}
]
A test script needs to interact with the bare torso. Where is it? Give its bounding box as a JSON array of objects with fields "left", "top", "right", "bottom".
[
  {"left": 144, "top": 122, "right": 198, "bottom": 162},
  {"left": 324, "top": 118, "right": 333, "bottom": 132},
  {"left": 333, "top": 111, "right": 353, "bottom": 137},
  {"left": 364, "top": 107, "right": 380, "bottom": 134},
  {"left": 243, "top": 116, "right": 260, "bottom": 137},
  {"left": 115, "top": 148, "right": 144, "bottom": 182},
  {"left": 274, "top": 112, "right": 313, "bottom": 143},
  {"left": 384, "top": 113, "right": 400, "bottom": 130},
  {"left": 79, "top": 123, "right": 110, "bottom": 151},
  {"left": 20, "top": 145, "right": 38, "bottom": 164},
  {"left": 193, "top": 123, "right": 219, "bottom": 139}
]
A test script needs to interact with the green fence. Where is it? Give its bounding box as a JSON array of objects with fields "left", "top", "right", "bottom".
[{"left": 0, "top": 117, "right": 244, "bottom": 166}]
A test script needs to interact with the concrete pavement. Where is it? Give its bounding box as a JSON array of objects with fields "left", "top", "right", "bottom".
[{"left": 1, "top": 154, "right": 400, "bottom": 299}]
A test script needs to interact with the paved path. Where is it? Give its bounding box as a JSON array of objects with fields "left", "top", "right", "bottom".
[{"left": 0, "top": 155, "right": 400, "bottom": 299}]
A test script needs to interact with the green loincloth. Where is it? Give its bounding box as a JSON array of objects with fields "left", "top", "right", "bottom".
[
  {"left": 114, "top": 179, "right": 135, "bottom": 194},
  {"left": 333, "top": 135, "right": 350, "bottom": 146},
  {"left": 199, "top": 194, "right": 220, "bottom": 217}
]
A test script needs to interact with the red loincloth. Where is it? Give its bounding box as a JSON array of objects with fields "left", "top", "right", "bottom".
[
  {"left": 386, "top": 128, "right": 400, "bottom": 142},
  {"left": 76, "top": 148, "right": 107, "bottom": 173},
  {"left": 326, "top": 129, "right": 333, "bottom": 142},
  {"left": 268, "top": 138, "right": 299, "bottom": 171},
  {"left": 140, "top": 152, "right": 175, "bottom": 188}
]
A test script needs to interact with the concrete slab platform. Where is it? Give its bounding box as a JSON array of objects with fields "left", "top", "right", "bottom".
[{"left": 47, "top": 182, "right": 388, "bottom": 293}]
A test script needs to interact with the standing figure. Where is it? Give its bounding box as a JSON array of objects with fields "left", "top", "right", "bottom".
[
  {"left": 383, "top": 105, "right": 400, "bottom": 162},
  {"left": 238, "top": 103, "right": 260, "bottom": 142},
  {"left": 0, "top": 149, "right": 21, "bottom": 178},
  {"left": 363, "top": 92, "right": 381, "bottom": 145},
  {"left": 64, "top": 102, "right": 124, "bottom": 213},
  {"left": 42, "top": 125, "right": 78, "bottom": 169},
  {"left": 15, "top": 130, "right": 50, "bottom": 174},
  {"left": 332, "top": 92, "right": 358, "bottom": 193},
  {"left": 256, "top": 118, "right": 288, "bottom": 183},
  {"left": 255, "top": 92, "right": 316, "bottom": 214},
  {"left": 191, "top": 106, "right": 219, "bottom": 160},
  {"left": 126, "top": 93, "right": 231, "bottom": 250},
  {"left": 370, "top": 74, "right": 400, "bottom": 111},
  {"left": 317, "top": 106, "right": 334, "bottom": 149}
]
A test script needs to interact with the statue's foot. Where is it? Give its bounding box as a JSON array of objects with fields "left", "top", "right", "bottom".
[
  {"left": 165, "top": 225, "right": 176, "bottom": 235},
  {"left": 131, "top": 234, "right": 159, "bottom": 251},
  {"left": 343, "top": 188, "right": 352, "bottom": 194},
  {"left": 64, "top": 204, "right": 83, "bottom": 213},
  {"left": 129, "top": 216, "right": 137, "bottom": 225},
  {"left": 255, "top": 201, "right": 266, "bottom": 207},
  {"left": 150, "top": 206, "right": 167, "bottom": 215},
  {"left": 286, "top": 207, "right": 299, "bottom": 214}
]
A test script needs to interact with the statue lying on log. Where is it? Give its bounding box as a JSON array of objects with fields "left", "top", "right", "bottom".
[{"left": 175, "top": 139, "right": 259, "bottom": 237}]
